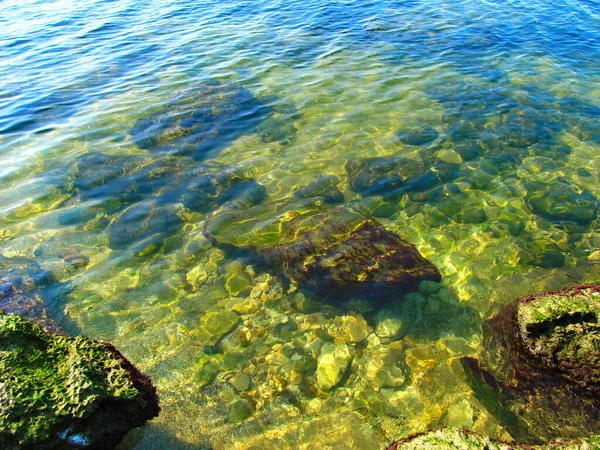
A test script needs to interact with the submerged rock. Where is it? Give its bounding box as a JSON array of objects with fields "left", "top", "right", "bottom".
[
  {"left": 294, "top": 175, "right": 343, "bottom": 204},
  {"left": 461, "top": 284, "right": 600, "bottom": 443},
  {"left": 0, "top": 266, "right": 57, "bottom": 332},
  {"left": 169, "top": 169, "right": 266, "bottom": 214},
  {"left": 203, "top": 200, "right": 441, "bottom": 302},
  {"left": 386, "top": 428, "right": 600, "bottom": 450},
  {"left": 397, "top": 126, "right": 439, "bottom": 146},
  {"left": 129, "top": 82, "right": 271, "bottom": 159},
  {"left": 315, "top": 342, "right": 352, "bottom": 391},
  {"left": 525, "top": 180, "right": 598, "bottom": 225},
  {"left": 107, "top": 202, "right": 182, "bottom": 255},
  {"left": 0, "top": 312, "right": 159, "bottom": 450},
  {"left": 346, "top": 157, "right": 430, "bottom": 198}
]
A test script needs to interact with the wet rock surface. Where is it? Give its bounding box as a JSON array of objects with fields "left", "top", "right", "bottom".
[
  {"left": 0, "top": 312, "right": 159, "bottom": 450},
  {"left": 385, "top": 428, "right": 600, "bottom": 450},
  {"left": 461, "top": 285, "right": 600, "bottom": 444},
  {"left": 203, "top": 200, "right": 441, "bottom": 302},
  {"left": 397, "top": 126, "right": 439, "bottom": 146},
  {"left": 517, "top": 285, "right": 600, "bottom": 391}
]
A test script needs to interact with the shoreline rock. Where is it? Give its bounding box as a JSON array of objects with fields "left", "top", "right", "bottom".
[
  {"left": 385, "top": 428, "right": 600, "bottom": 449},
  {"left": 461, "top": 284, "right": 600, "bottom": 443},
  {"left": 0, "top": 311, "right": 160, "bottom": 450}
]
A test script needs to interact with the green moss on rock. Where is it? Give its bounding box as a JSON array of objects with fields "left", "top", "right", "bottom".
[
  {"left": 517, "top": 285, "right": 600, "bottom": 391},
  {"left": 387, "top": 428, "right": 600, "bottom": 449},
  {"left": 0, "top": 312, "right": 159, "bottom": 449}
]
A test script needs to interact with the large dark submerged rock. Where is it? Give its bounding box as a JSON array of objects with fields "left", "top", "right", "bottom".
[
  {"left": 461, "top": 285, "right": 600, "bottom": 443},
  {"left": 203, "top": 198, "right": 441, "bottom": 302},
  {"left": 0, "top": 311, "right": 159, "bottom": 450}
]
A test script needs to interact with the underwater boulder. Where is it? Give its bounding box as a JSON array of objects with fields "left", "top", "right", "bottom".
[
  {"left": 294, "top": 175, "right": 343, "bottom": 204},
  {"left": 0, "top": 312, "right": 160, "bottom": 450},
  {"left": 129, "top": 82, "right": 271, "bottom": 159},
  {"left": 0, "top": 266, "right": 57, "bottom": 332},
  {"left": 68, "top": 153, "right": 195, "bottom": 209},
  {"left": 172, "top": 169, "right": 266, "bottom": 214},
  {"left": 525, "top": 180, "right": 598, "bottom": 225},
  {"left": 107, "top": 202, "right": 182, "bottom": 255},
  {"left": 397, "top": 126, "right": 439, "bottom": 146},
  {"left": 461, "top": 285, "right": 600, "bottom": 443},
  {"left": 346, "top": 157, "right": 439, "bottom": 199},
  {"left": 203, "top": 199, "right": 441, "bottom": 302}
]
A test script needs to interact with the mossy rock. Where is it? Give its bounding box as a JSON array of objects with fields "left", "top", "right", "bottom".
[
  {"left": 517, "top": 285, "right": 600, "bottom": 391},
  {"left": 386, "top": 428, "right": 600, "bottom": 449},
  {"left": 462, "top": 285, "right": 600, "bottom": 443},
  {"left": 0, "top": 312, "right": 159, "bottom": 449}
]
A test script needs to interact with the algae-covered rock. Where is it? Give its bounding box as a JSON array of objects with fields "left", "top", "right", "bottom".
[
  {"left": 525, "top": 180, "right": 598, "bottom": 225},
  {"left": 0, "top": 312, "right": 159, "bottom": 450},
  {"left": 397, "top": 126, "right": 439, "bottom": 146},
  {"left": 0, "top": 266, "right": 57, "bottom": 332},
  {"left": 198, "top": 307, "right": 240, "bottom": 345},
  {"left": 461, "top": 285, "right": 600, "bottom": 443},
  {"left": 345, "top": 157, "right": 430, "bottom": 198},
  {"left": 107, "top": 201, "right": 182, "bottom": 254},
  {"left": 386, "top": 428, "right": 600, "bottom": 449},
  {"left": 294, "top": 175, "right": 343, "bottom": 204},
  {"left": 357, "top": 343, "right": 405, "bottom": 390},
  {"left": 315, "top": 342, "right": 352, "bottom": 391},
  {"left": 204, "top": 200, "right": 441, "bottom": 302},
  {"left": 517, "top": 285, "right": 600, "bottom": 391},
  {"left": 129, "top": 82, "right": 271, "bottom": 159}
]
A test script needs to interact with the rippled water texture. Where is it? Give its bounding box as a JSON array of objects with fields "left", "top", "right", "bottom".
[{"left": 2, "top": 0, "right": 600, "bottom": 448}]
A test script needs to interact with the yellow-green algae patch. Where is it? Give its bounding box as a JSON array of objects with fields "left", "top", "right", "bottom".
[{"left": 390, "top": 428, "right": 600, "bottom": 450}]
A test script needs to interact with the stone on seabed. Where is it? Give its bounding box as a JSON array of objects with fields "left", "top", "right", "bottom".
[
  {"left": 0, "top": 311, "right": 159, "bottom": 450},
  {"left": 315, "top": 342, "right": 352, "bottom": 391}
]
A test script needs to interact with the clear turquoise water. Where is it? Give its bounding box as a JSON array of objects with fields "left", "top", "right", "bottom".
[{"left": 2, "top": 0, "right": 600, "bottom": 448}]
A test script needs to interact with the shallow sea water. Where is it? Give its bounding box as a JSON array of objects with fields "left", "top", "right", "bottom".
[{"left": 2, "top": 0, "right": 600, "bottom": 448}]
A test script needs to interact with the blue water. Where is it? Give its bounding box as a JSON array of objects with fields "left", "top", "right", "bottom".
[{"left": 2, "top": 0, "right": 600, "bottom": 448}]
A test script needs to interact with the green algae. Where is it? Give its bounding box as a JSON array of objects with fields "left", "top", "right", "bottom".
[
  {"left": 0, "top": 312, "right": 143, "bottom": 448},
  {"left": 392, "top": 428, "right": 600, "bottom": 450}
]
